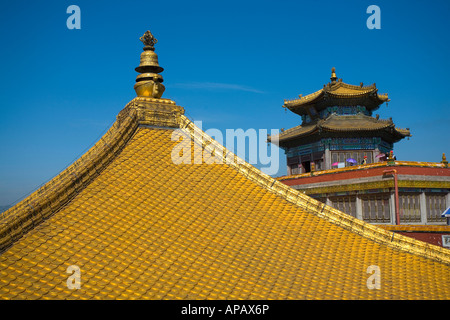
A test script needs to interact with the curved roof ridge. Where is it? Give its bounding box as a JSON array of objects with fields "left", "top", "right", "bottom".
[
  {"left": 325, "top": 81, "right": 377, "bottom": 95},
  {"left": 270, "top": 123, "right": 317, "bottom": 142},
  {"left": 326, "top": 90, "right": 376, "bottom": 99},
  {"left": 284, "top": 89, "right": 323, "bottom": 107},
  {"left": 326, "top": 113, "right": 391, "bottom": 123},
  {"left": 284, "top": 81, "right": 379, "bottom": 108},
  {"left": 0, "top": 105, "right": 140, "bottom": 253},
  {"left": 318, "top": 113, "right": 391, "bottom": 132},
  {"left": 281, "top": 123, "right": 303, "bottom": 134},
  {"left": 179, "top": 115, "right": 450, "bottom": 266},
  {"left": 335, "top": 81, "right": 377, "bottom": 91},
  {"left": 0, "top": 96, "right": 185, "bottom": 253}
]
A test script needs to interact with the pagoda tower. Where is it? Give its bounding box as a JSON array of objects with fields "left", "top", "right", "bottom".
[{"left": 270, "top": 68, "right": 411, "bottom": 174}]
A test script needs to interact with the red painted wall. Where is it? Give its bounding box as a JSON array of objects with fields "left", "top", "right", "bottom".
[
  {"left": 394, "top": 232, "right": 449, "bottom": 248},
  {"left": 281, "top": 166, "right": 450, "bottom": 186}
]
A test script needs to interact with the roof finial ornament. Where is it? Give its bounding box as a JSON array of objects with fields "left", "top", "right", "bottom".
[
  {"left": 442, "top": 153, "right": 448, "bottom": 167},
  {"left": 330, "top": 67, "right": 337, "bottom": 84},
  {"left": 140, "top": 30, "right": 158, "bottom": 50},
  {"left": 134, "top": 30, "right": 165, "bottom": 98}
]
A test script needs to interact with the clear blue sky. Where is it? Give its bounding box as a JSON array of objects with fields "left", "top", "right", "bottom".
[{"left": 1, "top": 0, "right": 449, "bottom": 206}]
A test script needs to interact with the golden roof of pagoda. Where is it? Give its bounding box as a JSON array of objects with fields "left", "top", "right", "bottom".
[
  {"left": 0, "top": 34, "right": 449, "bottom": 300},
  {"left": 284, "top": 68, "right": 390, "bottom": 115},
  {"left": 271, "top": 113, "right": 411, "bottom": 144}
]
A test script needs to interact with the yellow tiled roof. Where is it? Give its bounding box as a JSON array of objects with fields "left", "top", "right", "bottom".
[
  {"left": 283, "top": 80, "right": 389, "bottom": 111},
  {"left": 0, "top": 98, "right": 449, "bottom": 300},
  {"left": 272, "top": 113, "right": 410, "bottom": 143}
]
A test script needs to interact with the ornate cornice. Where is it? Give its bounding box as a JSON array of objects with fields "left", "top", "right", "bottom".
[{"left": 121, "top": 97, "right": 185, "bottom": 128}]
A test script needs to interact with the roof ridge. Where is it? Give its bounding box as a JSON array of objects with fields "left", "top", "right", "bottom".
[
  {"left": 179, "top": 115, "right": 450, "bottom": 266},
  {"left": 0, "top": 107, "right": 139, "bottom": 252},
  {"left": 284, "top": 89, "right": 323, "bottom": 106},
  {"left": 0, "top": 97, "right": 185, "bottom": 254},
  {"left": 281, "top": 123, "right": 303, "bottom": 133},
  {"left": 327, "top": 81, "right": 379, "bottom": 94},
  {"left": 335, "top": 81, "right": 376, "bottom": 90},
  {"left": 327, "top": 113, "right": 390, "bottom": 122}
]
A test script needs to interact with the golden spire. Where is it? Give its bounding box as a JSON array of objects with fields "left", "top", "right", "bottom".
[
  {"left": 442, "top": 153, "right": 448, "bottom": 167},
  {"left": 134, "top": 30, "right": 165, "bottom": 98},
  {"left": 330, "top": 67, "right": 337, "bottom": 83}
]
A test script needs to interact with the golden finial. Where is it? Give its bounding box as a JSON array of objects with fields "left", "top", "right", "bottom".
[
  {"left": 140, "top": 30, "right": 158, "bottom": 50},
  {"left": 330, "top": 67, "right": 337, "bottom": 83},
  {"left": 134, "top": 30, "right": 165, "bottom": 98},
  {"left": 442, "top": 153, "right": 448, "bottom": 167}
]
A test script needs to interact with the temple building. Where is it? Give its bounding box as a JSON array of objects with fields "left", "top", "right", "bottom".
[
  {"left": 270, "top": 69, "right": 450, "bottom": 247},
  {"left": 0, "top": 31, "right": 449, "bottom": 300},
  {"left": 275, "top": 68, "right": 410, "bottom": 174}
]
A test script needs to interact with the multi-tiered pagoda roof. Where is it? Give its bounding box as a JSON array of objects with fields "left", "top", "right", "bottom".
[
  {"left": 284, "top": 67, "right": 390, "bottom": 115},
  {"left": 271, "top": 68, "right": 411, "bottom": 147},
  {"left": 275, "top": 113, "right": 411, "bottom": 147}
]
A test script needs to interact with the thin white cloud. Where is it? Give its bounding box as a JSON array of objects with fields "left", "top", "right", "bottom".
[{"left": 169, "top": 82, "right": 265, "bottom": 94}]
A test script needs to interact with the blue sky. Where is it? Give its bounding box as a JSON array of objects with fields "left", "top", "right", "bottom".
[{"left": 1, "top": 0, "right": 449, "bottom": 206}]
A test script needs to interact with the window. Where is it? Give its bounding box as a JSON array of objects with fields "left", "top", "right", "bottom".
[
  {"left": 330, "top": 196, "right": 357, "bottom": 217},
  {"left": 357, "top": 152, "right": 373, "bottom": 165},
  {"left": 302, "top": 161, "right": 311, "bottom": 173},
  {"left": 331, "top": 153, "right": 338, "bottom": 165},
  {"left": 339, "top": 153, "right": 345, "bottom": 164},
  {"left": 330, "top": 151, "right": 374, "bottom": 168},
  {"left": 399, "top": 193, "right": 421, "bottom": 223},
  {"left": 361, "top": 194, "right": 391, "bottom": 223},
  {"left": 426, "top": 193, "right": 447, "bottom": 222}
]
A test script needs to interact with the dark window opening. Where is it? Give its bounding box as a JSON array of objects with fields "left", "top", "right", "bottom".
[{"left": 302, "top": 161, "right": 311, "bottom": 173}]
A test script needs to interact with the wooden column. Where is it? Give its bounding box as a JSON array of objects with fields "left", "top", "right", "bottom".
[
  {"left": 356, "top": 195, "right": 363, "bottom": 221},
  {"left": 325, "top": 148, "right": 331, "bottom": 170},
  {"left": 390, "top": 192, "right": 396, "bottom": 225},
  {"left": 420, "top": 192, "right": 427, "bottom": 224}
]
